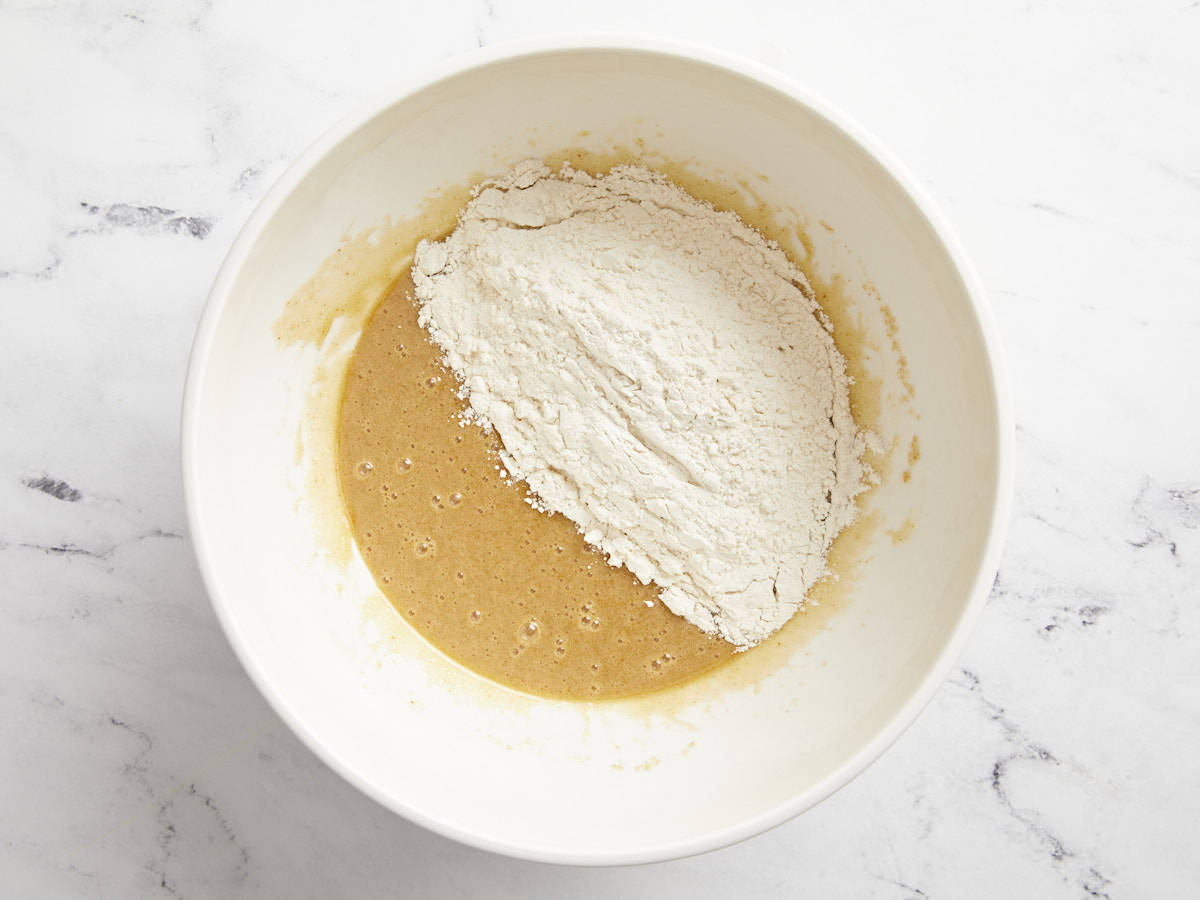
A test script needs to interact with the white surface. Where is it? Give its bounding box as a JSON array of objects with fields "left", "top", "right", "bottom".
[
  {"left": 183, "top": 42, "right": 1006, "bottom": 864},
  {"left": 0, "top": 0, "right": 1196, "bottom": 895}
]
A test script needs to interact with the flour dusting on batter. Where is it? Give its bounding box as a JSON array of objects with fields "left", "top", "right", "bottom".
[{"left": 413, "top": 161, "right": 872, "bottom": 647}]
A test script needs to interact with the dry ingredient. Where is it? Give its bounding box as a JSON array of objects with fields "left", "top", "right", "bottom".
[{"left": 413, "top": 161, "right": 871, "bottom": 648}]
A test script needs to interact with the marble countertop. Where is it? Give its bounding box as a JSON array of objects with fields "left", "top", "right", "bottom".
[{"left": 3, "top": 1, "right": 1198, "bottom": 896}]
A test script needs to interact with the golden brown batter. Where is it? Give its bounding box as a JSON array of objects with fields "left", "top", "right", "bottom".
[{"left": 338, "top": 272, "right": 736, "bottom": 700}]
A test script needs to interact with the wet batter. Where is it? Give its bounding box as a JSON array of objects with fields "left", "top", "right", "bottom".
[{"left": 338, "top": 272, "right": 736, "bottom": 700}]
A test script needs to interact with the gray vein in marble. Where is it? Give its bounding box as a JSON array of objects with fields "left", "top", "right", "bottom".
[
  {"left": 1, "top": 528, "right": 184, "bottom": 565},
  {"left": 951, "top": 668, "right": 1115, "bottom": 896},
  {"left": 1029, "top": 201, "right": 1070, "bottom": 217},
  {"left": 76, "top": 202, "right": 215, "bottom": 240},
  {"left": 231, "top": 164, "right": 265, "bottom": 194},
  {"left": 3, "top": 541, "right": 108, "bottom": 560},
  {"left": 0, "top": 252, "right": 62, "bottom": 281},
  {"left": 23, "top": 476, "right": 83, "bottom": 502},
  {"left": 108, "top": 715, "right": 155, "bottom": 797},
  {"left": 1153, "top": 159, "right": 1200, "bottom": 191},
  {"left": 1129, "top": 478, "right": 1198, "bottom": 560},
  {"left": 1040, "top": 603, "right": 1110, "bottom": 636},
  {"left": 150, "top": 784, "right": 252, "bottom": 897},
  {"left": 475, "top": 0, "right": 496, "bottom": 47},
  {"left": 1082, "top": 868, "right": 1114, "bottom": 900},
  {"left": 887, "top": 880, "right": 929, "bottom": 899}
]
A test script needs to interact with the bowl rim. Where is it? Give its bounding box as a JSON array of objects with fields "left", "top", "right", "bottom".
[{"left": 181, "top": 34, "right": 1014, "bottom": 867}]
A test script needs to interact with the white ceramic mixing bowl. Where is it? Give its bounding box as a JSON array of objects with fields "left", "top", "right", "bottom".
[{"left": 183, "top": 39, "right": 1011, "bottom": 864}]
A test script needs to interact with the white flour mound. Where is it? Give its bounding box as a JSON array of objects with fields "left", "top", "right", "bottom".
[{"left": 413, "top": 160, "right": 871, "bottom": 648}]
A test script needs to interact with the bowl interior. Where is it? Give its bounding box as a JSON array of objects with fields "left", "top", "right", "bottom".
[{"left": 185, "top": 45, "right": 1006, "bottom": 863}]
